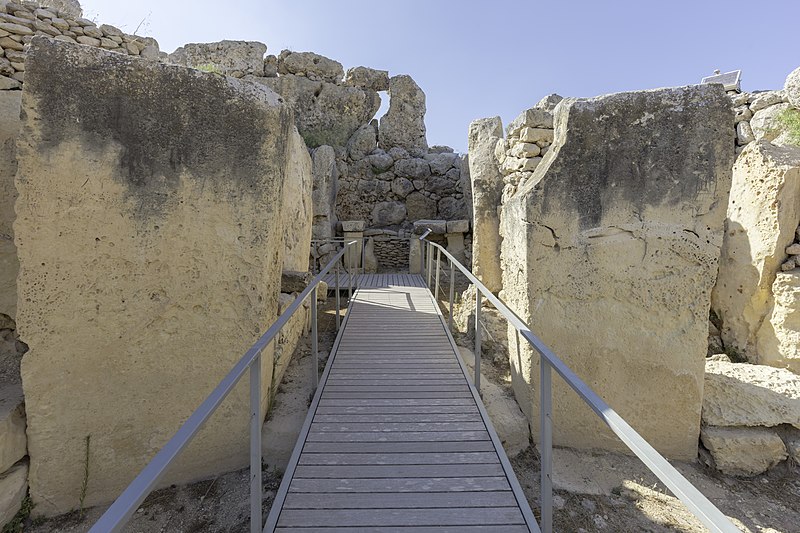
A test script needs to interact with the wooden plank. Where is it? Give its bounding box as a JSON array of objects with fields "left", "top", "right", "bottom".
[
  {"left": 317, "top": 398, "right": 475, "bottom": 406},
  {"left": 315, "top": 406, "right": 479, "bottom": 415},
  {"left": 275, "top": 526, "right": 530, "bottom": 533},
  {"left": 322, "top": 385, "right": 470, "bottom": 393},
  {"left": 301, "top": 441, "right": 497, "bottom": 454},
  {"left": 312, "top": 413, "right": 481, "bottom": 423},
  {"left": 297, "top": 452, "right": 499, "bottom": 466},
  {"left": 306, "top": 431, "right": 490, "bottom": 442},
  {"left": 288, "top": 476, "right": 512, "bottom": 494},
  {"left": 276, "top": 507, "right": 525, "bottom": 527},
  {"left": 282, "top": 490, "right": 516, "bottom": 509},
  {"left": 323, "top": 390, "right": 472, "bottom": 400},
  {"left": 311, "top": 422, "right": 487, "bottom": 433},
  {"left": 326, "top": 379, "right": 466, "bottom": 386}
]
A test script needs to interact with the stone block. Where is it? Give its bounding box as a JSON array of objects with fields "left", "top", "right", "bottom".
[
  {"left": 446, "top": 232, "right": 466, "bottom": 264},
  {"left": 701, "top": 426, "right": 786, "bottom": 476},
  {"left": 712, "top": 142, "right": 800, "bottom": 361},
  {"left": 703, "top": 360, "right": 800, "bottom": 428},
  {"left": 0, "top": 385, "right": 25, "bottom": 474},
  {"left": 169, "top": 40, "right": 267, "bottom": 77},
  {"left": 340, "top": 220, "right": 365, "bottom": 232},
  {"left": 501, "top": 85, "right": 734, "bottom": 459},
  {"left": 756, "top": 271, "right": 800, "bottom": 373},
  {"left": 468, "top": 117, "right": 504, "bottom": 293},
  {"left": 413, "top": 219, "right": 446, "bottom": 234},
  {"left": 281, "top": 127, "right": 313, "bottom": 272},
  {"left": 519, "top": 127, "right": 554, "bottom": 144},
  {"left": 408, "top": 238, "right": 422, "bottom": 274},
  {"left": 0, "top": 461, "right": 27, "bottom": 529},
  {"left": 16, "top": 38, "right": 293, "bottom": 515},
  {"left": 279, "top": 51, "right": 343, "bottom": 84},
  {"left": 446, "top": 219, "right": 469, "bottom": 233},
  {"left": 343, "top": 66, "right": 389, "bottom": 91},
  {"left": 378, "top": 75, "right": 427, "bottom": 153},
  {"left": 311, "top": 145, "right": 338, "bottom": 241},
  {"left": 506, "top": 107, "right": 554, "bottom": 138}
]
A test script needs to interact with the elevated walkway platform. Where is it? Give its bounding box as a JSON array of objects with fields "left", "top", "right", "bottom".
[{"left": 265, "top": 273, "right": 538, "bottom": 532}]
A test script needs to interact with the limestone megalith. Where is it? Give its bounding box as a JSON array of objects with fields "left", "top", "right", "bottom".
[
  {"left": 378, "top": 75, "right": 427, "bottom": 155},
  {"left": 468, "top": 117, "right": 504, "bottom": 293},
  {"left": 712, "top": 142, "right": 800, "bottom": 363},
  {"left": 501, "top": 85, "right": 734, "bottom": 459},
  {"left": 16, "top": 38, "right": 295, "bottom": 515}
]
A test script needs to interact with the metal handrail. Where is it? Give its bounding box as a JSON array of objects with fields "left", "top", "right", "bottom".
[
  {"left": 419, "top": 236, "right": 739, "bottom": 533},
  {"left": 90, "top": 241, "right": 357, "bottom": 533}
]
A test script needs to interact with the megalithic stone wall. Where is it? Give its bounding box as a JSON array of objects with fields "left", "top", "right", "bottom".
[
  {"left": 0, "top": 90, "right": 20, "bottom": 322},
  {"left": 15, "top": 37, "right": 293, "bottom": 516},
  {"left": 500, "top": 86, "right": 734, "bottom": 460}
]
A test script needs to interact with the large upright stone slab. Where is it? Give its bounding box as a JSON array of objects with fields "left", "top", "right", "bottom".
[
  {"left": 468, "top": 117, "right": 504, "bottom": 293},
  {"left": 501, "top": 86, "right": 734, "bottom": 459},
  {"left": 378, "top": 75, "right": 427, "bottom": 154},
  {"left": 311, "top": 145, "right": 338, "bottom": 240},
  {"left": 16, "top": 38, "right": 293, "bottom": 516},
  {"left": 281, "top": 127, "right": 313, "bottom": 271},
  {"left": 0, "top": 91, "right": 20, "bottom": 322},
  {"left": 712, "top": 142, "right": 800, "bottom": 362}
]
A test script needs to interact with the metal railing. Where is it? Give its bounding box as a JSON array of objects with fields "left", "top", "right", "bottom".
[
  {"left": 419, "top": 236, "right": 739, "bottom": 533},
  {"left": 89, "top": 241, "right": 357, "bottom": 533}
]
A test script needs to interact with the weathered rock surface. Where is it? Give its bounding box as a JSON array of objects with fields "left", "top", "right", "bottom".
[
  {"left": 34, "top": 0, "right": 82, "bottom": 17},
  {"left": 712, "top": 142, "right": 800, "bottom": 361},
  {"left": 535, "top": 93, "right": 564, "bottom": 112},
  {"left": 0, "top": 385, "right": 26, "bottom": 474},
  {"left": 700, "top": 426, "right": 787, "bottom": 476},
  {"left": 344, "top": 66, "right": 389, "bottom": 91},
  {"left": 756, "top": 271, "right": 800, "bottom": 373},
  {"left": 169, "top": 40, "right": 267, "bottom": 77},
  {"left": 372, "top": 201, "right": 406, "bottom": 226},
  {"left": 279, "top": 51, "right": 343, "bottom": 84},
  {"left": 16, "top": 38, "right": 293, "bottom": 515},
  {"left": 501, "top": 86, "right": 734, "bottom": 459},
  {"left": 311, "top": 146, "right": 338, "bottom": 241},
  {"left": 750, "top": 103, "right": 791, "bottom": 143},
  {"left": 468, "top": 117, "right": 504, "bottom": 293},
  {"left": 257, "top": 74, "right": 380, "bottom": 148},
  {"left": 281, "top": 127, "right": 313, "bottom": 271},
  {"left": 0, "top": 461, "right": 27, "bottom": 529},
  {"left": 749, "top": 91, "right": 786, "bottom": 113},
  {"left": 506, "top": 107, "right": 553, "bottom": 138},
  {"left": 378, "top": 75, "right": 427, "bottom": 154},
  {"left": 786, "top": 66, "right": 800, "bottom": 109},
  {"left": 0, "top": 90, "right": 20, "bottom": 322},
  {"left": 347, "top": 123, "right": 376, "bottom": 161},
  {"left": 703, "top": 360, "right": 800, "bottom": 428},
  {"left": 271, "top": 292, "right": 308, "bottom": 392}
]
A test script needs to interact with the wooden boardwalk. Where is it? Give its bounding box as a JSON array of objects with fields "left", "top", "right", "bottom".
[
  {"left": 321, "top": 271, "right": 424, "bottom": 290},
  {"left": 265, "top": 274, "right": 539, "bottom": 532}
]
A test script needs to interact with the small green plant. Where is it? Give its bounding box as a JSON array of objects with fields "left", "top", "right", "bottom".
[
  {"left": 2, "top": 495, "right": 33, "bottom": 533},
  {"left": 777, "top": 108, "right": 800, "bottom": 146},
  {"left": 194, "top": 63, "right": 223, "bottom": 75},
  {"left": 79, "top": 435, "right": 91, "bottom": 517}
]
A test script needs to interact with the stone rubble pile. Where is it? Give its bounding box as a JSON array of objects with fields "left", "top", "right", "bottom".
[
  {"left": 779, "top": 225, "right": 800, "bottom": 271},
  {"left": 700, "top": 360, "right": 799, "bottom": 475}
]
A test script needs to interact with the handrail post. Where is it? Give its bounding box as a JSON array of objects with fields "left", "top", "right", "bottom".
[
  {"left": 419, "top": 238, "right": 425, "bottom": 276},
  {"left": 249, "top": 352, "right": 262, "bottom": 533},
  {"left": 448, "top": 260, "right": 455, "bottom": 331},
  {"left": 348, "top": 262, "right": 353, "bottom": 300},
  {"left": 335, "top": 264, "right": 341, "bottom": 331},
  {"left": 361, "top": 237, "right": 366, "bottom": 284},
  {"left": 474, "top": 289, "right": 481, "bottom": 393},
  {"left": 434, "top": 247, "right": 441, "bottom": 300},
  {"left": 540, "top": 357, "right": 553, "bottom": 533},
  {"left": 427, "top": 242, "right": 433, "bottom": 288},
  {"left": 311, "top": 287, "right": 318, "bottom": 389}
]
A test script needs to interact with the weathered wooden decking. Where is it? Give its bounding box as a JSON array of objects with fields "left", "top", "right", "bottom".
[
  {"left": 321, "top": 271, "right": 424, "bottom": 290},
  {"left": 265, "top": 273, "right": 539, "bottom": 532}
]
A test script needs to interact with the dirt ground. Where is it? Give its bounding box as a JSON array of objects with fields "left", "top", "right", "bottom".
[{"left": 15, "top": 288, "right": 800, "bottom": 532}]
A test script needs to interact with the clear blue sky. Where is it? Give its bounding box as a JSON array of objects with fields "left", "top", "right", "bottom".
[{"left": 81, "top": 0, "right": 799, "bottom": 152}]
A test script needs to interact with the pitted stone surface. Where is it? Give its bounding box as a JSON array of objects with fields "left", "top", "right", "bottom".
[
  {"left": 501, "top": 85, "right": 734, "bottom": 459},
  {"left": 703, "top": 360, "right": 800, "bottom": 428},
  {"left": 169, "top": 40, "right": 267, "bottom": 77},
  {"left": 17, "top": 38, "right": 293, "bottom": 516},
  {"left": 378, "top": 74, "right": 427, "bottom": 153}
]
